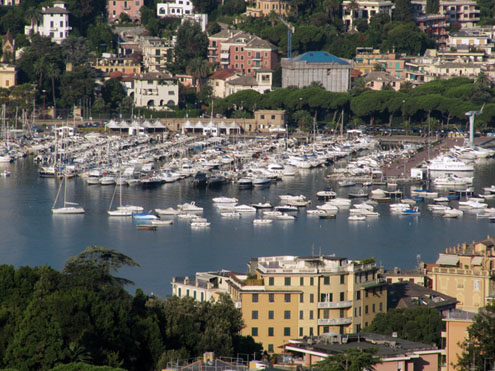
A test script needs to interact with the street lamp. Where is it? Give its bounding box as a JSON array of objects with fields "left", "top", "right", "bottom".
[
  {"left": 42, "top": 90, "right": 46, "bottom": 119},
  {"left": 402, "top": 99, "right": 406, "bottom": 135}
]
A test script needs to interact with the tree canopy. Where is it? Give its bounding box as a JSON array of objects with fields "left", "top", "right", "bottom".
[{"left": 316, "top": 347, "right": 381, "bottom": 371}]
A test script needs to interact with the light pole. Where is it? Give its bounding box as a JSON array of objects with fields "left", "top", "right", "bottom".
[
  {"left": 42, "top": 90, "right": 46, "bottom": 119},
  {"left": 402, "top": 99, "right": 406, "bottom": 134}
]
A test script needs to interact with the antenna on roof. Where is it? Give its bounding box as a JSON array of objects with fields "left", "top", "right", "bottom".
[
  {"left": 319, "top": 247, "right": 322, "bottom": 257},
  {"left": 312, "top": 244, "right": 314, "bottom": 256}
]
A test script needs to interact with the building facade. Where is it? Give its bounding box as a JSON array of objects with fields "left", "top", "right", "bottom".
[
  {"left": 225, "top": 69, "right": 273, "bottom": 96},
  {"left": 0, "top": 63, "right": 16, "bottom": 88},
  {"left": 157, "top": 0, "right": 194, "bottom": 17},
  {"left": 24, "top": 1, "right": 71, "bottom": 44},
  {"left": 139, "top": 36, "right": 175, "bottom": 72},
  {"left": 281, "top": 51, "right": 351, "bottom": 92},
  {"left": 342, "top": 0, "right": 394, "bottom": 30},
  {"left": 427, "top": 237, "right": 495, "bottom": 313},
  {"left": 131, "top": 72, "right": 179, "bottom": 109},
  {"left": 91, "top": 56, "right": 142, "bottom": 76},
  {"left": 107, "top": 0, "right": 143, "bottom": 21},
  {"left": 411, "top": 0, "right": 480, "bottom": 29},
  {"left": 442, "top": 310, "right": 475, "bottom": 371},
  {"left": 244, "top": 0, "right": 291, "bottom": 17}
]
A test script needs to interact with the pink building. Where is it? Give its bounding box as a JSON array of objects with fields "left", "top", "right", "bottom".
[
  {"left": 107, "top": 0, "right": 142, "bottom": 21},
  {"left": 208, "top": 29, "right": 277, "bottom": 76}
]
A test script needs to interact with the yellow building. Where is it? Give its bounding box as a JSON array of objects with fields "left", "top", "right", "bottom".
[
  {"left": 245, "top": 0, "right": 291, "bottom": 17},
  {"left": 91, "top": 56, "right": 142, "bottom": 76},
  {"left": 428, "top": 236, "right": 495, "bottom": 313},
  {"left": 172, "top": 255, "right": 387, "bottom": 353},
  {"left": 441, "top": 310, "right": 475, "bottom": 371},
  {"left": 0, "top": 63, "right": 16, "bottom": 88}
]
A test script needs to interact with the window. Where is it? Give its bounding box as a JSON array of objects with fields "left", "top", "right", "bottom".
[
  {"left": 260, "top": 114, "right": 265, "bottom": 119},
  {"left": 365, "top": 305, "right": 369, "bottom": 314},
  {"left": 271, "top": 115, "right": 275, "bottom": 119},
  {"left": 252, "top": 293, "right": 258, "bottom": 303},
  {"left": 299, "top": 327, "right": 303, "bottom": 337},
  {"left": 60, "top": 32, "right": 63, "bottom": 38},
  {"left": 299, "top": 310, "right": 303, "bottom": 320},
  {"left": 168, "top": 91, "right": 175, "bottom": 95},
  {"left": 248, "top": 52, "right": 251, "bottom": 57},
  {"left": 60, "top": 21, "right": 63, "bottom": 27},
  {"left": 136, "top": 0, "right": 140, "bottom": 4},
  {"left": 300, "top": 293, "right": 304, "bottom": 303},
  {"left": 340, "top": 275, "right": 345, "bottom": 284},
  {"left": 284, "top": 310, "right": 291, "bottom": 319},
  {"left": 268, "top": 344, "right": 274, "bottom": 352},
  {"left": 372, "top": 304, "right": 376, "bottom": 313},
  {"left": 268, "top": 310, "right": 274, "bottom": 319},
  {"left": 269, "top": 277, "right": 274, "bottom": 286},
  {"left": 310, "top": 277, "right": 314, "bottom": 286},
  {"left": 365, "top": 290, "right": 369, "bottom": 298},
  {"left": 284, "top": 277, "right": 291, "bottom": 286},
  {"left": 309, "top": 310, "right": 314, "bottom": 320},
  {"left": 323, "top": 276, "right": 330, "bottom": 285},
  {"left": 474, "top": 280, "right": 480, "bottom": 290},
  {"left": 340, "top": 292, "right": 345, "bottom": 301},
  {"left": 310, "top": 294, "right": 314, "bottom": 303},
  {"left": 340, "top": 309, "right": 345, "bottom": 317},
  {"left": 283, "top": 327, "right": 291, "bottom": 336},
  {"left": 113, "top": 0, "right": 116, "bottom": 5},
  {"left": 323, "top": 326, "right": 329, "bottom": 333},
  {"left": 178, "top": 287, "right": 181, "bottom": 296},
  {"left": 268, "top": 327, "right": 274, "bottom": 336},
  {"left": 300, "top": 277, "right": 304, "bottom": 285},
  {"left": 193, "top": 291, "right": 196, "bottom": 299},
  {"left": 252, "top": 310, "right": 258, "bottom": 320},
  {"left": 201, "top": 292, "right": 204, "bottom": 301},
  {"left": 309, "top": 327, "right": 314, "bottom": 336},
  {"left": 269, "top": 293, "right": 274, "bottom": 303},
  {"left": 186, "top": 289, "right": 189, "bottom": 296},
  {"left": 357, "top": 291, "right": 361, "bottom": 300},
  {"left": 379, "top": 302, "right": 383, "bottom": 312},
  {"left": 252, "top": 327, "right": 258, "bottom": 336},
  {"left": 50, "top": 21, "right": 54, "bottom": 27},
  {"left": 284, "top": 293, "right": 291, "bottom": 303}
]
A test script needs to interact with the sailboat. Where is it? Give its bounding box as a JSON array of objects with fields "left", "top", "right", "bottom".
[
  {"left": 52, "top": 176, "right": 85, "bottom": 214},
  {"left": 108, "top": 174, "right": 132, "bottom": 216}
]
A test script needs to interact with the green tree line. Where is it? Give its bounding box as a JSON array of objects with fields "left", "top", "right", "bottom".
[{"left": 0, "top": 246, "right": 261, "bottom": 371}]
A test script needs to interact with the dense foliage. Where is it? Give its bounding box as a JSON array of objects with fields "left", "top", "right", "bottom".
[
  {"left": 0, "top": 246, "right": 261, "bottom": 371},
  {"left": 365, "top": 307, "right": 444, "bottom": 347},
  {"left": 457, "top": 303, "right": 495, "bottom": 371}
]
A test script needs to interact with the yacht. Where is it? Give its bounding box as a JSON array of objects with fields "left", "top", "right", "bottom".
[
  {"left": 277, "top": 213, "right": 296, "bottom": 220},
  {"left": 234, "top": 204, "right": 257, "bottom": 213},
  {"left": 253, "top": 219, "right": 273, "bottom": 225},
  {"left": 178, "top": 202, "right": 203, "bottom": 213},
  {"left": 155, "top": 207, "right": 180, "bottom": 215},
  {"left": 238, "top": 177, "right": 253, "bottom": 188},
  {"left": 212, "top": 197, "right": 238, "bottom": 204},
  {"left": 52, "top": 176, "right": 85, "bottom": 214},
  {"left": 251, "top": 202, "right": 273, "bottom": 209},
  {"left": 428, "top": 157, "right": 474, "bottom": 172},
  {"left": 252, "top": 178, "right": 271, "bottom": 187},
  {"left": 132, "top": 212, "right": 159, "bottom": 220},
  {"left": 316, "top": 203, "right": 339, "bottom": 214}
]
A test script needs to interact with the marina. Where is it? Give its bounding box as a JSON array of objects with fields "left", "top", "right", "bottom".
[{"left": 2, "top": 130, "right": 495, "bottom": 297}]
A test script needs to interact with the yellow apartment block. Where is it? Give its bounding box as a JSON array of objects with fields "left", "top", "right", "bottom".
[
  {"left": 171, "top": 255, "right": 387, "bottom": 352},
  {"left": 428, "top": 236, "right": 495, "bottom": 313},
  {"left": 441, "top": 310, "right": 475, "bottom": 371}
]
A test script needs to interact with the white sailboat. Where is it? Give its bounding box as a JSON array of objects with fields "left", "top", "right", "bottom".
[
  {"left": 108, "top": 174, "right": 132, "bottom": 216},
  {"left": 52, "top": 176, "right": 85, "bottom": 214}
]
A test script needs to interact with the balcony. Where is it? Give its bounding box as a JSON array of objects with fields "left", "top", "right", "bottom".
[
  {"left": 318, "top": 300, "right": 352, "bottom": 309},
  {"left": 318, "top": 317, "right": 352, "bottom": 326}
]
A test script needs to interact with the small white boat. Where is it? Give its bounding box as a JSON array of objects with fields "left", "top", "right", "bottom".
[
  {"left": 433, "top": 197, "right": 450, "bottom": 203},
  {"left": 279, "top": 194, "right": 306, "bottom": 202},
  {"left": 212, "top": 197, "right": 238, "bottom": 204},
  {"left": 178, "top": 213, "right": 200, "bottom": 219},
  {"left": 316, "top": 189, "right": 336, "bottom": 199},
  {"left": 155, "top": 207, "right": 179, "bottom": 215},
  {"left": 353, "top": 202, "right": 374, "bottom": 211},
  {"left": 307, "top": 209, "right": 328, "bottom": 216},
  {"left": 178, "top": 202, "right": 203, "bottom": 213},
  {"left": 132, "top": 212, "right": 159, "bottom": 220},
  {"left": 348, "top": 215, "right": 366, "bottom": 221},
  {"left": 220, "top": 212, "right": 241, "bottom": 218},
  {"left": 263, "top": 210, "right": 282, "bottom": 217},
  {"left": 316, "top": 204, "right": 339, "bottom": 213},
  {"left": 191, "top": 222, "right": 211, "bottom": 228},
  {"left": 234, "top": 204, "right": 257, "bottom": 213},
  {"left": 458, "top": 200, "right": 488, "bottom": 209},
  {"left": 251, "top": 202, "right": 273, "bottom": 209},
  {"left": 339, "top": 180, "right": 356, "bottom": 187},
  {"left": 277, "top": 213, "right": 295, "bottom": 220},
  {"left": 118, "top": 205, "right": 144, "bottom": 212},
  {"left": 190, "top": 217, "right": 207, "bottom": 223},
  {"left": 216, "top": 204, "right": 236, "bottom": 211},
  {"left": 108, "top": 209, "right": 132, "bottom": 216},
  {"left": 253, "top": 219, "right": 273, "bottom": 225},
  {"left": 400, "top": 207, "right": 421, "bottom": 216},
  {"left": 252, "top": 178, "right": 271, "bottom": 187},
  {"left": 99, "top": 176, "right": 116, "bottom": 185},
  {"left": 275, "top": 205, "right": 298, "bottom": 212},
  {"left": 443, "top": 209, "right": 463, "bottom": 218},
  {"left": 151, "top": 219, "right": 174, "bottom": 226}
]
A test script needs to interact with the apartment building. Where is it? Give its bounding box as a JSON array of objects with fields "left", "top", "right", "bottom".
[
  {"left": 130, "top": 72, "right": 179, "bottom": 109},
  {"left": 225, "top": 69, "right": 273, "bottom": 96},
  {"left": 139, "top": 36, "right": 174, "bottom": 72},
  {"left": 364, "top": 71, "right": 401, "bottom": 91},
  {"left": 342, "top": 0, "right": 394, "bottom": 31},
  {"left": 107, "top": 0, "right": 143, "bottom": 21},
  {"left": 157, "top": 0, "right": 194, "bottom": 17},
  {"left": 208, "top": 30, "right": 277, "bottom": 76},
  {"left": 24, "top": 1, "right": 71, "bottom": 44},
  {"left": 91, "top": 55, "right": 142, "bottom": 76},
  {"left": 427, "top": 236, "right": 495, "bottom": 313},
  {"left": 441, "top": 310, "right": 475, "bottom": 371},
  {"left": 244, "top": 0, "right": 291, "bottom": 18},
  {"left": 416, "top": 15, "right": 449, "bottom": 49},
  {"left": 411, "top": 0, "right": 479, "bottom": 29},
  {"left": 282, "top": 51, "right": 352, "bottom": 92},
  {"left": 172, "top": 255, "right": 386, "bottom": 352},
  {"left": 447, "top": 29, "right": 494, "bottom": 55}
]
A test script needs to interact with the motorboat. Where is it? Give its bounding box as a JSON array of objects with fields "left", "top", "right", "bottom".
[
  {"left": 285, "top": 199, "right": 311, "bottom": 207},
  {"left": 234, "top": 204, "right": 257, "bottom": 213},
  {"left": 316, "top": 189, "right": 336, "bottom": 199},
  {"left": 400, "top": 207, "right": 421, "bottom": 216},
  {"left": 353, "top": 202, "right": 374, "bottom": 210},
  {"left": 100, "top": 176, "right": 116, "bottom": 185},
  {"left": 348, "top": 215, "right": 366, "bottom": 221},
  {"left": 307, "top": 209, "right": 329, "bottom": 216},
  {"left": 155, "top": 207, "right": 180, "bottom": 215},
  {"left": 151, "top": 219, "right": 174, "bottom": 226},
  {"left": 238, "top": 178, "right": 253, "bottom": 188},
  {"left": 136, "top": 224, "right": 157, "bottom": 231},
  {"left": 252, "top": 178, "right": 271, "bottom": 187},
  {"left": 328, "top": 198, "right": 352, "bottom": 208},
  {"left": 275, "top": 205, "right": 298, "bottom": 212},
  {"left": 118, "top": 205, "right": 144, "bottom": 212},
  {"left": 428, "top": 157, "right": 474, "bottom": 172},
  {"left": 458, "top": 200, "right": 487, "bottom": 209},
  {"left": 443, "top": 209, "right": 463, "bottom": 218},
  {"left": 279, "top": 194, "right": 306, "bottom": 202},
  {"left": 338, "top": 180, "right": 356, "bottom": 187},
  {"left": 178, "top": 202, "right": 203, "bottom": 213},
  {"left": 277, "top": 213, "right": 295, "bottom": 220},
  {"left": 191, "top": 222, "right": 211, "bottom": 228},
  {"left": 253, "top": 219, "right": 273, "bottom": 225},
  {"left": 216, "top": 204, "right": 236, "bottom": 211},
  {"left": 220, "top": 212, "right": 241, "bottom": 218},
  {"left": 132, "top": 212, "right": 159, "bottom": 220},
  {"left": 263, "top": 210, "right": 283, "bottom": 217},
  {"left": 52, "top": 176, "right": 85, "bottom": 214},
  {"left": 251, "top": 202, "right": 273, "bottom": 209},
  {"left": 348, "top": 190, "right": 369, "bottom": 199},
  {"left": 178, "top": 213, "right": 201, "bottom": 219},
  {"left": 212, "top": 197, "right": 238, "bottom": 204},
  {"left": 190, "top": 217, "right": 208, "bottom": 223},
  {"left": 316, "top": 203, "right": 339, "bottom": 214}
]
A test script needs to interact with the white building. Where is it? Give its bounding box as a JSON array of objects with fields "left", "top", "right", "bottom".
[
  {"left": 24, "top": 1, "right": 71, "bottom": 44},
  {"left": 182, "top": 13, "right": 208, "bottom": 32},
  {"left": 342, "top": 0, "right": 394, "bottom": 30},
  {"left": 157, "top": 0, "right": 194, "bottom": 17},
  {"left": 130, "top": 72, "right": 179, "bottom": 110},
  {"left": 225, "top": 69, "right": 273, "bottom": 96}
]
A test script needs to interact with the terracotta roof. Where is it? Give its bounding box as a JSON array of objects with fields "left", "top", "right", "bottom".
[
  {"left": 135, "top": 72, "right": 174, "bottom": 80},
  {"left": 364, "top": 71, "right": 399, "bottom": 82},
  {"left": 209, "top": 69, "right": 236, "bottom": 80}
]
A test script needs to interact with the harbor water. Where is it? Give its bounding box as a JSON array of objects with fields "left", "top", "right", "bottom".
[{"left": 2, "top": 158, "right": 495, "bottom": 298}]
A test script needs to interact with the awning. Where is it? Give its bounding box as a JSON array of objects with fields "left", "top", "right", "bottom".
[
  {"left": 436, "top": 255, "right": 460, "bottom": 266},
  {"left": 471, "top": 256, "right": 483, "bottom": 266}
]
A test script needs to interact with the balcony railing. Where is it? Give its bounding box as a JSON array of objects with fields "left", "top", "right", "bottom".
[
  {"left": 318, "top": 300, "right": 352, "bottom": 309},
  {"left": 317, "top": 317, "right": 352, "bottom": 326}
]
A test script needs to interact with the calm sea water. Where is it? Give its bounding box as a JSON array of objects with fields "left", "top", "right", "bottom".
[{"left": 1, "top": 158, "right": 495, "bottom": 298}]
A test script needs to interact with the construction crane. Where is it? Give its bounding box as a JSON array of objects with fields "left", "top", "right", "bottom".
[
  {"left": 278, "top": 16, "right": 295, "bottom": 58},
  {"left": 465, "top": 103, "right": 485, "bottom": 147}
]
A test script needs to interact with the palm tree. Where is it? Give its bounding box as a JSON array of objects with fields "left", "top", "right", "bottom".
[
  {"left": 186, "top": 58, "right": 212, "bottom": 92},
  {"left": 25, "top": 7, "right": 41, "bottom": 29},
  {"left": 475, "top": 71, "right": 491, "bottom": 88},
  {"left": 33, "top": 56, "right": 46, "bottom": 91},
  {"left": 322, "top": 0, "right": 341, "bottom": 23}
]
